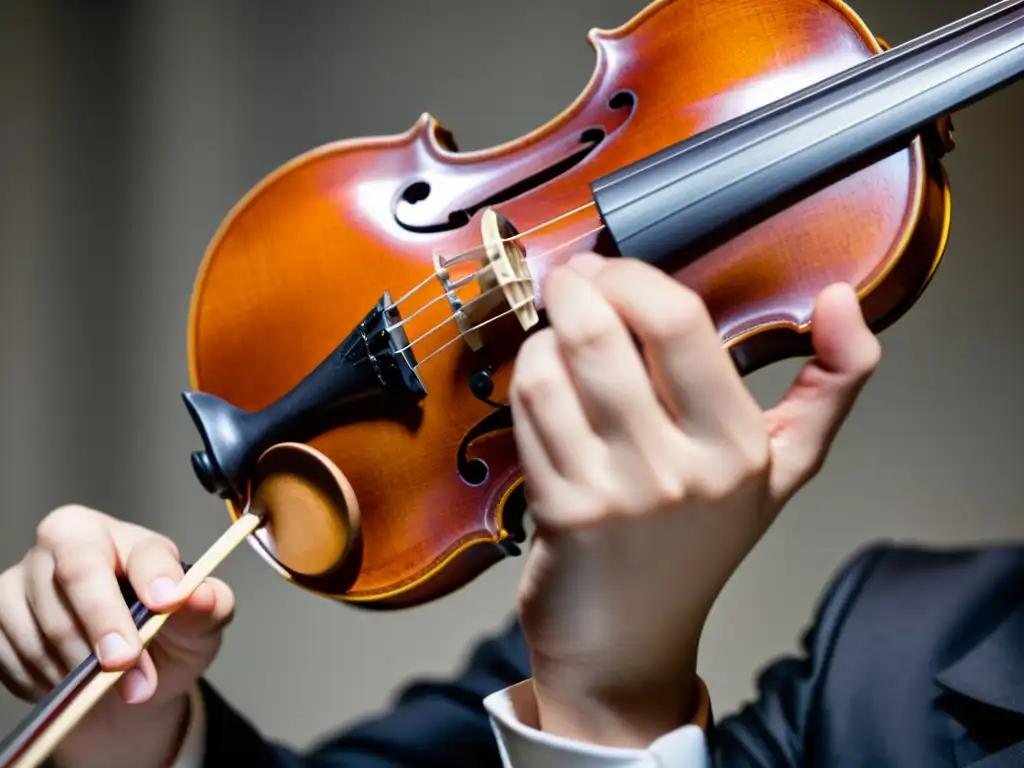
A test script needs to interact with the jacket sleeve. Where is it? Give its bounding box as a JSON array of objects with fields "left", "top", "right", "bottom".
[
  {"left": 198, "top": 615, "right": 532, "bottom": 767},
  {"left": 708, "top": 545, "right": 887, "bottom": 766}
]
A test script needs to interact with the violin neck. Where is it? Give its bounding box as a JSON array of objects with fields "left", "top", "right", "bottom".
[{"left": 591, "top": 0, "right": 1024, "bottom": 265}]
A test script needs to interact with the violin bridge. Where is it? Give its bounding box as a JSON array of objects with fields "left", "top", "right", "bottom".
[
  {"left": 432, "top": 207, "right": 537, "bottom": 355},
  {"left": 479, "top": 207, "right": 538, "bottom": 333},
  {"left": 433, "top": 250, "right": 488, "bottom": 352}
]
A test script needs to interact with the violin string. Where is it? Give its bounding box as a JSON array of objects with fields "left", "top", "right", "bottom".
[
  {"left": 446, "top": 201, "right": 599, "bottom": 268},
  {"left": 389, "top": 218, "right": 601, "bottom": 333},
  {"left": 388, "top": 263, "right": 500, "bottom": 331},
  {"left": 394, "top": 222, "right": 604, "bottom": 357},
  {"left": 383, "top": 200, "right": 598, "bottom": 316},
  {"left": 395, "top": 222, "right": 606, "bottom": 369},
  {"left": 530, "top": 223, "right": 606, "bottom": 264},
  {"left": 393, "top": 279, "right": 533, "bottom": 354},
  {"left": 412, "top": 296, "right": 537, "bottom": 369}
]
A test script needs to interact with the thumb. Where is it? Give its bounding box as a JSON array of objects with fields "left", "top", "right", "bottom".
[{"left": 764, "top": 283, "right": 882, "bottom": 504}]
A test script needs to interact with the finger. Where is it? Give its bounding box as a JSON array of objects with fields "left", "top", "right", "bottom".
[
  {"left": 511, "top": 408, "right": 595, "bottom": 531},
  {"left": 115, "top": 648, "right": 157, "bottom": 705},
  {"left": 161, "top": 577, "right": 236, "bottom": 648},
  {"left": 0, "top": 622, "right": 44, "bottom": 701},
  {"left": 765, "top": 283, "right": 881, "bottom": 501},
  {"left": 510, "top": 330, "right": 603, "bottom": 482},
  {"left": 118, "top": 534, "right": 187, "bottom": 614},
  {"left": 512, "top": 392, "right": 562, "bottom": 497},
  {"left": 113, "top": 581, "right": 234, "bottom": 707},
  {"left": 0, "top": 565, "right": 64, "bottom": 689},
  {"left": 48, "top": 529, "right": 144, "bottom": 671},
  {"left": 541, "top": 261, "right": 675, "bottom": 447},
  {"left": 24, "top": 548, "right": 91, "bottom": 672},
  {"left": 577, "top": 255, "right": 763, "bottom": 441}
]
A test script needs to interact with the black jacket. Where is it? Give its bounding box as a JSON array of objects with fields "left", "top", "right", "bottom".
[{"left": 199, "top": 543, "right": 1024, "bottom": 766}]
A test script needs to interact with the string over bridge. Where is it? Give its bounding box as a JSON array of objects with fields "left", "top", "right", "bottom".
[{"left": 436, "top": 208, "right": 538, "bottom": 352}]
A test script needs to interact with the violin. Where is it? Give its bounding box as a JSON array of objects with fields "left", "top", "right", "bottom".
[{"left": 2, "top": 0, "right": 1022, "bottom": 763}]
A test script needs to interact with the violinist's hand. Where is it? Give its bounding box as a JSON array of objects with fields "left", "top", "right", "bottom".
[
  {"left": 510, "top": 253, "right": 881, "bottom": 749},
  {"left": 0, "top": 506, "right": 234, "bottom": 768}
]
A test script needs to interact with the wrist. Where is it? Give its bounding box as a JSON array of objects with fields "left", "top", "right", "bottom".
[{"left": 530, "top": 657, "right": 702, "bottom": 749}]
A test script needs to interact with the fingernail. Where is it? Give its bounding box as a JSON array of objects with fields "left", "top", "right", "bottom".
[
  {"left": 97, "top": 632, "right": 130, "bottom": 665},
  {"left": 149, "top": 577, "right": 178, "bottom": 605},
  {"left": 565, "top": 252, "right": 605, "bottom": 278},
  {"left": 122, "top": 667, "right": 148, "bottom": 704}
]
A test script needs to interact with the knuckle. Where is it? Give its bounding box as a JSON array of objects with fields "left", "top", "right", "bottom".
[
  {"left": 687, "top": 441, "right": 768, "bottom": 501},
  {"left": 534, "top": 478, "right": 617, "bottom": 529},
  {"left": 51, "top": 544, "right": 99, "bottom": 587},
  {"left": 18, "top": 643, "right": 49, "bottom": 673},
  {"left": 634, "top": 448, "right": 690, "bottom": 510},
  {"left": 735, "top": 433, "right": 772, "bottom": 479},
  {"left": 42, "top": 617, "right": 80, "bottom": 649},
  {"left": 511, "top": 336, "right": 561, "bottom": 407},
  {"left": 654, "top": 289, "right": 710, "bottom": 345},
  {"left": 125, "top": 538, "right": 182, "bottom": 583},
  {"left": 588, "top": 476, "right": 643, "bottom": 522},
  {"left": 35, "top": 505, "right": 94, "bottom": 548},
  {"left": 564, "top": 493, "right": 620, "bottom": 528},
  {"left": 116, "top": 520, "right": 177, "bottom": 561},
  {"left": 138, "top": 532, "right": 180, "bottom": 562},
  {"left": 647, "top": 471, "right": 688, "bottom": 508},
  {"left": 515, "top": 369, "right": 560, "bottom": 408},
  {"left": 560, "top": 313, "right": 617, "bottom": 355},
  {"left": 121, "top": 518, "right": 179, "bottom": 555},
  {"left": 685, "top": 470, "right": 733, "bottom": 502},
  {"left": 550, "top": 287, "right": 619, "bottom": 353}
]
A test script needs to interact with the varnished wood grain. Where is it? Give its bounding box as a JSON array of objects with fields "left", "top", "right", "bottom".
[{"left": 186, "top": 0, "right": 951, "bottom": 606}]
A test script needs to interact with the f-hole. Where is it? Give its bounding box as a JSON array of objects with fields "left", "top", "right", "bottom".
[{"left": 394, "top": 90, "right": 636, "bottom": 234}]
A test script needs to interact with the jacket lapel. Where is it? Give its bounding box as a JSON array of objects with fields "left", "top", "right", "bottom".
[{"left": 935, "top": 599, "right": 1024, "bottom": 768}]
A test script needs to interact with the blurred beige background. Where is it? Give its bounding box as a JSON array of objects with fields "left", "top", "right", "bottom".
[{"left": 1, "top": 0, "right": 1021, "bottom": 750}]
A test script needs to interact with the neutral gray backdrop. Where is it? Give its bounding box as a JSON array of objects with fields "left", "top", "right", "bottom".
[{"left": 1, "top": 0, "right": 1021, "bottom": 750}]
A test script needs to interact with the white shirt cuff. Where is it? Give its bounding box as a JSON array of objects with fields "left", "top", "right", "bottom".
[
  {"left": 169, "top": 683, "right": 207, "bottom": 768},
  {"left": 484, "top": 680, "right": 709, "bottom": 768}
]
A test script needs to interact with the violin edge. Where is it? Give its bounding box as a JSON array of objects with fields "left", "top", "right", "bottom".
[{"left": 182, "top": 0, "right": 957, "bottom": 610}]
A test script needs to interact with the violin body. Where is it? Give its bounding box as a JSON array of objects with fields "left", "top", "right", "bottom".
[{"left": 186, "top": 0, "right": 953, "bottom": 607}]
